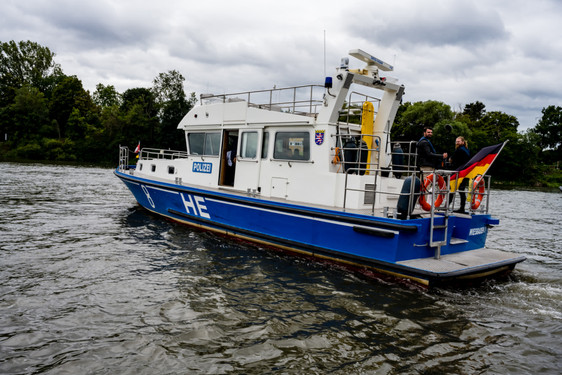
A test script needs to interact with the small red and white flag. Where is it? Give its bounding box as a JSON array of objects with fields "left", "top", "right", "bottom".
[{"left": 134, "top": 142, "right": 140, "bottom": 153}]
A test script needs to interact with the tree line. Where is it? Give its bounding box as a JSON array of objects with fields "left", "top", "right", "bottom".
[
  {"left": 0, "top": 40, "right": 196, "bottom": 165},
  {"left": 391, "top": 100, "right": 561, "bottom": 186},
  {"left": 1, "top": 40, "right": 561, "bottom": 186}
]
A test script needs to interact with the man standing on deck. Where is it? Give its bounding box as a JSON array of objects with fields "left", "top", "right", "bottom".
[
  {"left": 448, "top": 136, "right": 471, "bottom": 213},
  {"left": 417, "top": 127, "right": 447, "bottom": 172}
]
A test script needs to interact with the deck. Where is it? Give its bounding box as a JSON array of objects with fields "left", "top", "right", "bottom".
[{"left": 397, "top": 248, "right": 526, "bottom": 277}]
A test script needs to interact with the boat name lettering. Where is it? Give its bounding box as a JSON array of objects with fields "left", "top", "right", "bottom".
[
  {"left": 181, "top": 193, "right": 210, "bottom": 219},
  {"left": 192, "top": 162, "right": 212, "bottom": 174},
  {"left": 469, "top": 227, "right": 486, "bottom": 236}
]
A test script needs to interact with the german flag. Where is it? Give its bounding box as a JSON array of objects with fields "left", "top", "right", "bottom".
[{"left": 450, "top": 142, "right": 506, "bottom": 192}]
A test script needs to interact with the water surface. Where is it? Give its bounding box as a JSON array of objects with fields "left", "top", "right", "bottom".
[{"left": 0, "top": 163, "right": 560, "bottom": 374}]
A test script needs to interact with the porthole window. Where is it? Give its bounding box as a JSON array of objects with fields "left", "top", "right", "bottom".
[
  {"left": 168, "top": 166, "right": 175, "bottom": 174},
  {"left": 151, "top": 164, "right": 156, "bottom": 172}
]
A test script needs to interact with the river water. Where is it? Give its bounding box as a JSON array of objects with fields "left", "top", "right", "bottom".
[{"left": 0, "top": 162, "right": 560, "bottom": 374}]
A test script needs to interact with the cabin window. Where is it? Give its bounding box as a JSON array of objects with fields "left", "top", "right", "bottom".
[
  {"left": 188, "top": 133, "right": 204, "bottom": 154},
  {"left": 205, "top": 133, "right": 221, "bottom": 155},
  {"left": 188, "top": 132, "right": 220, "bottom": 156},
  {"left": 168, "top": 166, "right": 175, "bottom": 174},
  {"left": 151, "top": 164, "right": 156, "bottom": 172},
  {"left": 261, "top": 132, "right": 269, "bottom": 159},
  {"left": 139, "top": 163, "right": 143, "bottom": 171},
  {"left": 241, "top": 132, "right": 258, "bottom": 158},
  {"left": 273, "top": 131, "right": 310, "bottom": 160}
]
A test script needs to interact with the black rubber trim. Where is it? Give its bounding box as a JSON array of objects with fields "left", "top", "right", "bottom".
[{"left": 353, "top": 226, "right": 395, "bottom": 238}]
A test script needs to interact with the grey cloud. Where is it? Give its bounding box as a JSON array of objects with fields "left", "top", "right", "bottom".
[
  {"left": 347, "top": 3, "right": 508, "bottom": 49},
  {"left": 4, "top": 1, "right": 164, "bottom": 50}
]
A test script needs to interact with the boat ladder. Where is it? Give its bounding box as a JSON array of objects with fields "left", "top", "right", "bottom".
[
  {"left": 427, "top": 174, "right": 451, "bottom": 259},
  {"left": 429, "top": 210, "right": 449, "bottom": 259}
]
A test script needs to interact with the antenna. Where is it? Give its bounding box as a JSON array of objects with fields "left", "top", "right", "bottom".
[{"left": 323, "top": 30, "right": 326, "bottom": 77}]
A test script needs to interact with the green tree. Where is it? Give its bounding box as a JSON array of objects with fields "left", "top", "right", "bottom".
[
  {"left": 93, "top": 83, "right": 121, "bottom": 108},
  {"left": 151, "top": 70, "right": 196, "bottom": 149},
  {"left": 463, "top": 101, "right": 486, "bottom": 122},
  {"left": 433, "top": 120, "right": 472, "bottom": 156},
  {"left": 0, "top": 40, "right": 59, "bottom": 105},
  {"left": 8, "top": 85, "right": 51, "bottom": 144},
  {"left": 120, "top": 87, "right": 159, "bottom": 147},
  {"left": 152, "top": 70, "right": 186, "bottom": 105},
  {"left": 0, "top": 40, "right": 62, "bottom": 144},
  {"left": 49, "top": 75, "right": 98, "bottom": 139},
  {"left": 469, "top": 111, "right": 522, "bottom": 181},
  {"left": 391, "top": 100, "right": 455, "bottom": 152},
  {"left": 470, "top": 111, "right": 519, "bottom": 152},
  {"left": 532, "top": 105, "right": 562, "bottom": 165}
]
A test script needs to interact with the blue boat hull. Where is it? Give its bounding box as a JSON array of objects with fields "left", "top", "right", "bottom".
[{"left": 115, "top": 168, "right": 521, "bottom": 286}]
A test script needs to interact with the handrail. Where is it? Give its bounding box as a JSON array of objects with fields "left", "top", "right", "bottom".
[
  {"left": 118, "top": 146, "right": 130, "bottom": 172},
  {"left": 139, "top": 148, "right": 189, "bottom": 160},
  {"left": 340, "top": 91, "right": 381, "bottom": 125},
  {"left": 342, "top": 166, "right": 493, "bottom": 221},
  {"left": 201, "top": 85, "right": 325, "bottom": 116},
  {"left": 342, "top": 167, "right": 420, "bottom": 215}
]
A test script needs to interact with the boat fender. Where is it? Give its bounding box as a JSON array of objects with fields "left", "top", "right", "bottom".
[
  {"left": 343, "top": 137, "right": 368, "bottom": 175},
  {"left": 357, "top": 139, "right": 368, "bottom": 176},
  {"left": 471, "top": 175, "right": 485, "bottom": 210},
  {"left": 396, "top": 176, "right": 421, "bottom": 219},
  {"left": 343, "top": 138, "right": 358, "bottom": 173},
  {"left": 419, "top": 174, "right": 446, "bottom": 211}
]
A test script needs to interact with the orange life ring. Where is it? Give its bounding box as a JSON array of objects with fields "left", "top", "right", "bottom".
[
  {"left": 419, "top": 173, "right": 446, "bottom": 211},
  {"left": 471, "top": 175, "right": 485, "bottom": 210}
]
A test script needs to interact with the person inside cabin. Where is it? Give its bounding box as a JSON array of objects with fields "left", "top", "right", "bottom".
[
  {"left": 225, "top": 136, "right": 237, "bottom": 185},
  {"left": 448, "top": 136, "right": 471, "bottom": 213},
  {"left": 417, "top": 127, "right": 447, "bottom": 173}
]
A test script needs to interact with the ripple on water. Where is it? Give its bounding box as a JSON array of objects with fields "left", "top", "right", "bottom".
[{"left": 0, "top": 164, "right": 561, "bottom": 374}]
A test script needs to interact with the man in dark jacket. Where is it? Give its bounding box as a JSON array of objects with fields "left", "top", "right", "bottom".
[
  {"left": 417, "top": 127, "right": 447, "bottom": 172},
  {"left": 449, "top": 136, "right": 470, "bottom": 213}
]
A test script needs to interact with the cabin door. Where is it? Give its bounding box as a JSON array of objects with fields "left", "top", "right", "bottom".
[
  {"left": 231, "top": 129, "right": 264, "bottom": 192},
  {"left": 219, "top": 130, "right": 239, "bottom": 187}
]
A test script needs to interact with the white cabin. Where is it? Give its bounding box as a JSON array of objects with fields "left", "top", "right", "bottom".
[{"left": 133, "top": 49, "right": 414, "bottom": 215}]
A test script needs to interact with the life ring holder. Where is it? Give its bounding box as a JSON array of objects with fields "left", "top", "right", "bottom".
[
  {"left": 419, "top": 173, "right": 446, "bottom": 211},
  {"left": 471, "top": 175, "right": 486, "bottom": 210}
]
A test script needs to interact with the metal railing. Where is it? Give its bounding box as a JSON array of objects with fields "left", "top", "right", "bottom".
[
  {"left": 201, "top": 85, "right": 325, "bottom": 117},
  {"left": 333, "top": 134, "right": 382, "bottom": 176},
  {"left": 118, "top": 146, "right": 130, "bottom": 172},
  {"left": 139, "top": 148, "right": 189, "bottom": 161},
  {"left": 338, "top": 91, "right": 381, "bottom": 125}
]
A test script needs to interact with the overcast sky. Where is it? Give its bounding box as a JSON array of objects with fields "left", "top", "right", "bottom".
[{"left": 2, "top": 0, "right": 561, "bottom": 130}]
